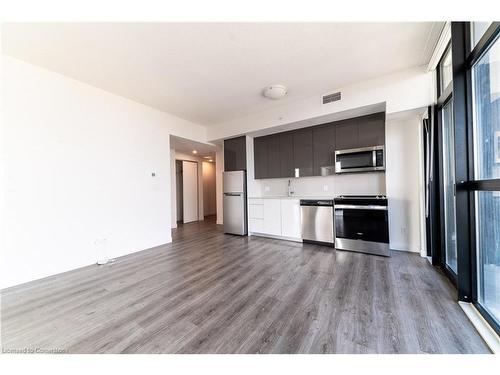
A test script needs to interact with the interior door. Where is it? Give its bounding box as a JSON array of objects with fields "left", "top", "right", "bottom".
[{"left": 182, "top": 161, "right": 198, "bottom": 223}]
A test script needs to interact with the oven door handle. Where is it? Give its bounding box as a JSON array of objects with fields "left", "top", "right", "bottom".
[{"left": 334, "top": 204, "right": 387, "bottom": 210}]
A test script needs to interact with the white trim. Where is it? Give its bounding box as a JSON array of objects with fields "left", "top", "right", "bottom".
[
  {"left": 427, "top": 22, "right": 451, "bottom": 72},
  {"left": 459, "top": 301, "right": 499, "bottom": 353},
  {"left": 418, "top": 113, "right": 427, "bottom": 257}
]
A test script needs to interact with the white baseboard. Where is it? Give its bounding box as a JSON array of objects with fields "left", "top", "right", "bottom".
[{"left": 459, "top": 301, "right": 499, "bottom": 353}]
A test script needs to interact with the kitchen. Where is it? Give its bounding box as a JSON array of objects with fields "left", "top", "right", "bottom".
[
  {"left": 2, "top": 20, "right": 497, "bottom": 356},
  {"left": 223, "top": 109, "right": 413, "bottom": 257}
]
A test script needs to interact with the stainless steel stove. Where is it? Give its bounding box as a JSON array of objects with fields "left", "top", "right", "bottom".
[{"left": 333, "top": 195, "right": 390, "bottom": 257}]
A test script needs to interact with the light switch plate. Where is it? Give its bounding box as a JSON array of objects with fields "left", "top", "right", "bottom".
[{"left": 323, "top": 185, "right": 328, "bottom": 192}]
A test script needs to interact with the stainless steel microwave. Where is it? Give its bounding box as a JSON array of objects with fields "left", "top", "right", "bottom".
[{"left": 335, "top": 145, "right": 385, "bottom": 173}]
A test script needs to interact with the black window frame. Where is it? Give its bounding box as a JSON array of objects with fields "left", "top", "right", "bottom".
[
  {"left": 433, "top": 41, "right": 458, "bottom": 284},
  {"left": 451, "top": 21, "right": 500, "bottom": 335}
]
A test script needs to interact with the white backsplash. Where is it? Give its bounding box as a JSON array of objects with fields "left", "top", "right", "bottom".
[{"left": 251, "top": 172, "right": 386, "bottom": 197}]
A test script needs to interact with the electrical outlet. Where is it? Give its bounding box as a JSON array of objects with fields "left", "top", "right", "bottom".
[
  {"left": 323, "top": 185, "right": 328, "bottom": 192},
  {"left": 264, "top": 186, "right": 270, "bottom": 192}
]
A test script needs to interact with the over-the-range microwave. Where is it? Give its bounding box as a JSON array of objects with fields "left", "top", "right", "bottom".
[{"left": 331, "top": 145, "right": 385, "bottom": 174}]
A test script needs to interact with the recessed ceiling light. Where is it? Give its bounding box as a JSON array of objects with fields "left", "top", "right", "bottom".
[
  {"left": 208, "top": 159, "right": 213, "bottom": 162},
  {"left": 263, "top": 84, "right": 287, "bottom": 100},
  {"left": 203, "top": 156, "right": 211, "bottom": 159},
  {"left": 192, "top": 150, "right": 198, "bottom": 154}
]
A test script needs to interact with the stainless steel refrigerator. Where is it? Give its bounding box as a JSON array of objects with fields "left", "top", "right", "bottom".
[{"left": 223, "top": 170, "right": 247, "bottom": 235}]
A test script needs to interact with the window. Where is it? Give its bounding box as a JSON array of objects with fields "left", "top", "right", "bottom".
[
  {"left": 450, "top": 22, "right": 500, "bottom": 334},
  {"left": 430, "top": 41, "right": 458, "bottom": 281},
  {"left": 471, "top": 22, "right": 493, "bottom": 50},
  {"left": 475, "top": 191, "right": 500, "bottom": 326},
  {"left": 442, "top": 100, "right": 458, "bottom": 273},
  {"left": 472, "top": 35, "right": 500, "bottom": 180},
  {"left": 471, "top": 34, "right": 500, "bottom": 328},
  {"left": 439, "top": 46, "right": 453, "bottom": 94}
]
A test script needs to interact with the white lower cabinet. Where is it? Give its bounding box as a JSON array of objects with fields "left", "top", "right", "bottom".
[
  {"left": 248, "top": 199, "right": 265, "bottom": 233},
  {"left": 248, "top": 198, "right": 301, "bottom": 241},
  {"left": 248, "top": 218, "right": 264, "bottom": 233},
  {"left": 263, "top": 199, "right": 282, "bottom": 236},
  {"left": 280, "top": 199, "right": 301, "bottom": 239}
]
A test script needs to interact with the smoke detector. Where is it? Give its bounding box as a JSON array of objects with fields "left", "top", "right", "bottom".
[{"left": 263, "top": 84, "right": 287, "bottom": 100}]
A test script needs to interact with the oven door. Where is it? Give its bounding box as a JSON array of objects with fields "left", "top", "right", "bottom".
[{"left": 334, "top": 205, "right": 389, "bottom": 244}]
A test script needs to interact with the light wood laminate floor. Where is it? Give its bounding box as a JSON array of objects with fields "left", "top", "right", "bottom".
[{"left": 1, "top": 218, "right": 490, "bottom": 353}]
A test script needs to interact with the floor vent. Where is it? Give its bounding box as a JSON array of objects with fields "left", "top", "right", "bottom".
[{"left": 322, "top": 91, "right": 341, "bottom": 104}]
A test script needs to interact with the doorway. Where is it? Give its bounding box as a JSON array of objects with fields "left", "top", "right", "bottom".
[
  {"left": 175, "top": 160, "right": 199, "bottom": 224},
  {"left": 170, "top": 134, "right": 219, "bottom": 231}
]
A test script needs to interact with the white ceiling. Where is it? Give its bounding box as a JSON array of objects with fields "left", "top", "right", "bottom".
[
  {"left": 2, "top": 23, "right": 443, "bottom": 126},
  {"left": 170, "top": 135, "right": 216, "bottom": 159}
]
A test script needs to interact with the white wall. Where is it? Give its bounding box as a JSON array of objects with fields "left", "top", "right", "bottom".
[
  {"left": 385, "top": 110, "right": 425, "bottom": 253},
  {"left": 215, "top": 146, "right": 224, "bottom": 225},
  {"left": 0, "top": 55, "right": 207, "bottom": 288},
  {"left": 170, "top": 149, "right": 178, "bottom": 228}
]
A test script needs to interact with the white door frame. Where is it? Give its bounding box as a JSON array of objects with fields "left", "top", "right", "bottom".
[{"left": 181, "top": 160, "right": 199, "bottom": 223}]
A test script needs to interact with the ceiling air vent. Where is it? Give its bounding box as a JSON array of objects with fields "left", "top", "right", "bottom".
[{"left": 322, "top": 91, "right": 341, "bottom": 104}]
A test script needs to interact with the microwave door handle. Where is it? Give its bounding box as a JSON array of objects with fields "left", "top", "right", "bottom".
[{"left": 372, "top": 150, "right": 376, "bottom": 167}]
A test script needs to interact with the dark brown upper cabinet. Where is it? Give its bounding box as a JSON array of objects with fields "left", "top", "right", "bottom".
[
  {"left": 253, "top": 136, "right": 268, "bottom": 178},
  {"left": 357, "top": 112, "right": 385, "bottom": 147},
  {"left": 335, "top": 113, "right": 385, "bottom": 150},
  {"left": 252, "top": 112, "right": 385, "bottom": 179},
  {"left": 312, "top": 123, "right": 336, "bottom": 175},
  {"left": 335, "top": 118, "right": 359, "bottom": 150},
  {"left": 279, "top": 132, "right": 294, "bottom": 178},
  {"left": 292, "top": 128, "right": 313, "bottom": 177},
  {"left": 267, "top": 134, "right": 281, "bottom": 178},
  {"left": 224, "top": 136, "right": 247, "bottom": 171},
  {"left": 253, "top": 133, "right": 293, "bottom": 179}
]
